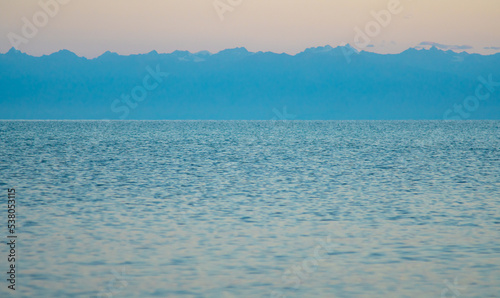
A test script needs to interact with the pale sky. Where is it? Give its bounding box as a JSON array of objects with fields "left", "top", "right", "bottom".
[{"left": 1, "top": 0, "right": 499, "bottom": 58}]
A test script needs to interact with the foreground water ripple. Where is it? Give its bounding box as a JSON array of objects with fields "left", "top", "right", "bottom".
[{"left": 0, "top": 120, "right": 499, "bottom": 297}]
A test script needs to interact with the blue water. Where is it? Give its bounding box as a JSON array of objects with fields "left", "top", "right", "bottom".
[{"left": 0, "top": 120, "right": 499, "bottom": 297}]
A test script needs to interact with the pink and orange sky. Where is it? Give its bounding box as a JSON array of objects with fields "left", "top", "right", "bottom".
[{"left": 1, "top": 0, "right": 499, "bottom": 58}]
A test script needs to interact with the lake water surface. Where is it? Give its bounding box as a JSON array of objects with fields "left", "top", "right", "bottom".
[{"left": 0, "top": 120, "right": 499, "bottom": 297}]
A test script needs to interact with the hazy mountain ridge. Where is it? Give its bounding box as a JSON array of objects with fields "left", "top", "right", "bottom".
[{"left": 1, "top": 46, "right": 499, "bottom": 119}]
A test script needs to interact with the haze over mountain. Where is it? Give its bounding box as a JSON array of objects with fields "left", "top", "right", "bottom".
[{"left": 1, "top": 45, "right": 499, "bottom": 120}]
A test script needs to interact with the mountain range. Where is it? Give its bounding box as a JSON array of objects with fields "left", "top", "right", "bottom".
[{"left": 1, "top": 45, "right": 499, "bottom": 120}]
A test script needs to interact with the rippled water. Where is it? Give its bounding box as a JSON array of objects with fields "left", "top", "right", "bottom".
[{"left": 0, "top": 120, "right": 499, "bottom": 297}]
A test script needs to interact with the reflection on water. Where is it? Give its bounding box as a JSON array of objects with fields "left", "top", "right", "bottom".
[{"left": 0, "top": 121, "right": 499, "bottom": 297}]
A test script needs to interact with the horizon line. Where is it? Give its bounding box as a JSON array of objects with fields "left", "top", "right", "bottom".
[{"left": 3, "top": 44, "right": 499, "bottom": 60}]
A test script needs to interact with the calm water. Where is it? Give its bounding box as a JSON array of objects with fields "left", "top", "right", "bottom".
[{"left": 0, "top": 121, "right": 499, "bottom": 297}]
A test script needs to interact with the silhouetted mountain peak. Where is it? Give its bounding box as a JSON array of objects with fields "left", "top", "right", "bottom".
[
  {"left": 216, "top": 47, "right": 251, "bottom": 56},
  {"left": 170, "top": 50, "right": 208, "bottom": 62},
  {"left": 49, "top": 49, "right": 78, "bottom": 58},
  {"left": 303, "top": 45, "right": 334, "bottom": 54},
  {"left": 6, "top": 47, "right": 23, "bottom": 56},
  {"left": 171, "top": 50, "right": 191, "bottom": 56},
  {"left": 98, "top": 51, "right": 120, "bottom": 59},
  {"left": 428, "top": 46, "right": 440, "bottom": 52},
  {"left": 195, "top": 50, "right": 212, "bottom": 57},
  {"left": 1, "top": 45, "right": 499, "bottom": 120},
  {"left": 299, "top": 44, "right": 358, "bottom": 57},
  {"left": 211, "top": 47, "right": 253, "bottom": 62},
  {"left": 402, "top": 47, "right": 420, "bottom": 54}
]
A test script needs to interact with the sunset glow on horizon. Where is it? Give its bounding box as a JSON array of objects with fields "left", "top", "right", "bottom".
[{"left": 1, "top": 0, "right": 499, "bottom": 58}]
